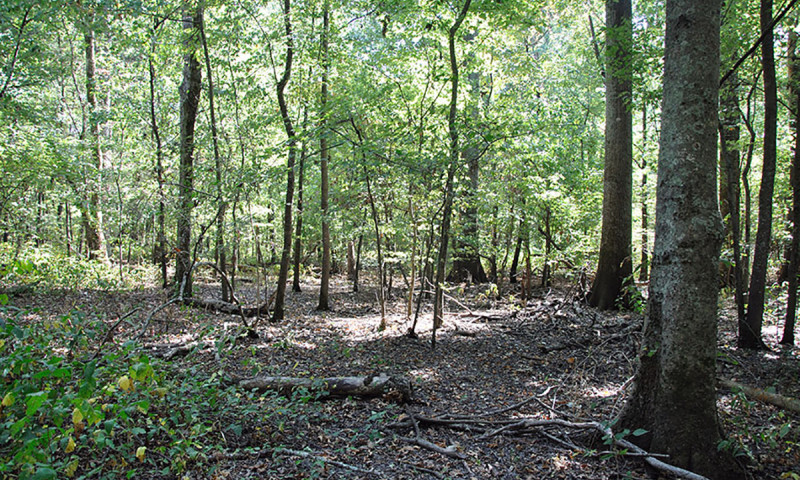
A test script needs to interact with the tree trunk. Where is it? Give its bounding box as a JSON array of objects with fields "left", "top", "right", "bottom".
[
  {"left": 199, "top": 14, "right": 229, "bottom": 302},
  {"left": 638, "top": 104, "right": 649, "bottom": 282},
  {"left": 318, "top": 0, "right": 332, "bottom": 311},
  {"left": 588, "top": 0, "right": 632, "bottom": 310},
  {"left": 174, "top": 1, "right": 203, "bottom": 295},
  {"left": 720, "top": 71, "right": 746, "bottom": 327},
  {"left": 450, "top": 63, "right": 487, "bottom": 285},
  {"left": 272, "top": 0, "right": 297, "bottom": 322},
  {"left": 783, "top": 26, "right": 800, "bottom": 346},
  {"left": 433, "top": 0, "right": 472, "bottom": 349},
  {"left": 509, "top": 220, "right": 523, "bottom": 284},
  {"left": 148, "top": 18, "right": 168, "bottom": 289},
  {"left": 742, "top": 0, "right": 777, "bottom": 350},
  {"left": 292, "top": 107, "right": 307, "bottom": 293},
  {"left": 82, "top": 18, "right": 107, "bottom": 262},
  {"left": 619, "top": 1, "right": 740, "bottom": 477}
]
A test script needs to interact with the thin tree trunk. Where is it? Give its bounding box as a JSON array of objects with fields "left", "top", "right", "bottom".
[
  {"left": 82, "top": 17, "right": 107, "bottom": 262},
  {"left": 318, "top": 0, "right": 332, "bottom": 310},
  {"left": 742, "top": 0, "right": 776, "bottom": 350},
  {"left": 352, "top": 120, "right": 386, "bottom": 330},
  {"left": 199, "top": 13, "right": 229, "bottom": 302},
  {"left": 272, "top": 0, "right": 297, "bottom": 322},
  {"left": 175, "top": 1, "right": 203, "bottom": 295},
  {"left": 148, "top": 18, "right": 168, "bottom": 289},
  {"left": 433, "top": 0, "right": 472, "bottom": 349},
  {"left": 293, "top": 106, "right": 308, "bottom": 293},
  {"left": 639, "top": 104, "right": 649, "bottom": 282},
  {"left": 783, "top": 26, "right": 800, "bottom": 346},
  {"left": 720, "top": 70, "right": 745, "bottom": 326}
]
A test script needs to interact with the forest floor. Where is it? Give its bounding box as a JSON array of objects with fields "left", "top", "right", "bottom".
[{"left": 10, "top": 274, "right": 800, "bottom": 479}]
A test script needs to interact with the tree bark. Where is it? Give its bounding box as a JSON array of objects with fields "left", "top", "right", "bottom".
[
  {"left": 783, "top": 25, "right": 800, "bottom": 346},
  {"left": 619, "top": 2, "right": 741, "bottom": 477},
  {"left": 272, "top": 0, "right": 297, "bottom": 322},
  {"left": 174, "top": 1, "right": 203, "bottom": 294},
  {"left": 318, "top": 0, "right": 332, "bottom": 311},
  {"left": 589, "top": 0, "right": 632, "bottom": 310},
  {"left": 742, "top": 0, "right": 776, "bottom": 350},
  {"left": 719, "top": 72, "right": 746, "bottom": 327}
]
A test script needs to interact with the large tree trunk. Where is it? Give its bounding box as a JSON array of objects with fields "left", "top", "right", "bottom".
[
  {"left": 318, "top": 0, "right": 332, "bottom": 311},
  {"left": 82, "top": 19, "right": 107, "bottom": 262},
  {"left": 174, "top": 1, "right": 203, "bottom": 295},
  {"left": 619, "top": 1, "right": 740, "bottom": 477},
  {"left": 433, "top": 0, "right": 472, "bottom": 349},
  {"left": 589, "top": 0, "right": 632, "bottom": 310},
  {"left": 742, "top": 0, "right": 777, "bottom": 350},
  {"left": 272, "top": 0, "right": 297, "bottom": 322}
]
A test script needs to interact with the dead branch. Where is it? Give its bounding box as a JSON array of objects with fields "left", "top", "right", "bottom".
[
  {"left": 87, "top": 308, "right": 142, "bottom": 361},
  {"left": 396, "top": 404, "right": 466, "bottom": 460},
  {"left": 210, "top": 447, "right": 377, "bottom": 475},
  {"left": 719, "top": 378, "right": 800, "bottom": 413}
]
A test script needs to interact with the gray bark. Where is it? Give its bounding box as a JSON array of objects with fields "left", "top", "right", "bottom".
[{"left": 619, "top": 2, "right": 741, "bottom": 478}]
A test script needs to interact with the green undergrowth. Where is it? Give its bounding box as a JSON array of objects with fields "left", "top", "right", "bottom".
[
  {"left": 0, "top": 243, "right": 155, "bottom": 292},
  {"left": 0, "top": 305, "right": 299, "bottom": 479}
]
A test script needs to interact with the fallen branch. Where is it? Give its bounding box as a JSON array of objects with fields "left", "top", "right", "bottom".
[
  {"left": 232, "top": 373, "right": 412, "bottom": 403},
  {"left": 396, "top": 404, "right": 466, "bottom": 460},
  {"left": 391, "top": 408, "right": 709, "bottom": 480},
  {"left": 210, "top": 447, "right": 376, "bottom": 475},
  {"left": 719, "top": 378, "right": 800, "bottom": 413}
]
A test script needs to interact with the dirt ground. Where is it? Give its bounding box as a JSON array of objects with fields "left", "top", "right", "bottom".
[{"left": 13, "top": 275, "right": 800, "bottom": 479}]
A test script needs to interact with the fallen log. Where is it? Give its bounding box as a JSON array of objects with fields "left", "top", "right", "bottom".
[
  {"left": 719, "top": 378, "right": 800, "bottom": 413},
  {"left": 234, "top": 373, "right": 412, "bottom": 403}
]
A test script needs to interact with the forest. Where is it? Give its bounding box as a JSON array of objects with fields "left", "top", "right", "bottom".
[{"left": 1, "top": 0, "right": 800, "bottom": 478}]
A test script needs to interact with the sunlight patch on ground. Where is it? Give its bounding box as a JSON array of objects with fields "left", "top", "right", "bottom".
[
  {"left": 409, "top": 367, "right": 440, "bottom": 382},
  {"left": 585, "top": 385, "right": 619, "bottom": 399}
]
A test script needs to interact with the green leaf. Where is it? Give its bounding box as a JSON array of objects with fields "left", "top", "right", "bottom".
[
  {"left": 32, "top": 467, "right": 57, "bottom": 480},
  {"left": 26, "top": 391, "right": 47, "bottom": 417},
  {"left": 632, "top": 428, "right": 648, "bottom": 437}
]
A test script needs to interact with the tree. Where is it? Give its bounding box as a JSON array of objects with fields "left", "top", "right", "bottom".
[
  {"left": 432, "top": 0, "right": 472, "bottom": 348},
  {"left": 783, "top": 23, "right": 800, "bottom": 346},
  {"left": 175, "top": 0, "right": 203, "bottom": 295},
  {"left": 618, "top": 1, "right": 741, "bottom": 477},
  {"left": 742, "top": 0, "right": 777, "bottom": 349},
  {"left": 272, "top": 0, "right": 297, "bottom": 322},
  {"left": 80, "top": 7, "right": 107, "bottom": 262},
  {"left": 317, "top": 0, "right": 331, "bottom": 311},
  {"left": 588, "top": 0, "right": 632, "bottom": 310}
]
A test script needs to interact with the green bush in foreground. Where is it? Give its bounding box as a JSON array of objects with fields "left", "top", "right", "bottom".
[{"left": 0, "top": 307, "right": 272, "bottom": 479}]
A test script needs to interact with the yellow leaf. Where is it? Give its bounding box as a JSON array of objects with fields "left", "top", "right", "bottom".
[
  {"left": 64, "top": 459, "right": 79, "bottom": 477},
  {"left": 72, "top": 408, "right": 83, "bottom": 426},
  {"left": 154, "top": 387, "right": 167, "bottom": 398},
  {"left": 118, "top": 375, "right": 133, "bottom": 392},
  {"left": 65, "top": 436, "right": 76, "bottom": 453},
  {"left": 1, "top": 392, "right": 13, "bottom": 407},
  {"left": 136, "top": 446, "right": 147, "bottom": 462}
]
